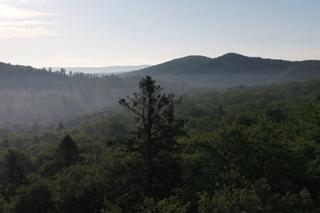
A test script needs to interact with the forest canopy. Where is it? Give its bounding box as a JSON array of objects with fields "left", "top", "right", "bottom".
[{"left": 1, "top": 76, "right": 320, "bottom": 212}]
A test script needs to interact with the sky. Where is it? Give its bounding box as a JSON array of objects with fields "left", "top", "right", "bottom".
[{"left": 0, "top": 0, "right": 319, "bottom": 67}]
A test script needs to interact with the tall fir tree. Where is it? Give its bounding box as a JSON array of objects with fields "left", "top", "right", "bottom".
[
  {"left": 57, "top": 135, "right": 79, "bottom": 167},
  {"left": 119, "top": 76, "right": 184, "bottom": 198}
]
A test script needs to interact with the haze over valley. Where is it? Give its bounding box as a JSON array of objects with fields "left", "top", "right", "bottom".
[
  {"left": 1, "top": 0, "right": 320, "bottom": 212},
  {"left": 1, "top": 53, "right": 320, "bottom": 124}
]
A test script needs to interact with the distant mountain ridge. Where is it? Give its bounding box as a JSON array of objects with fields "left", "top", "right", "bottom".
[
  {"left": 125, "top": 53, "right": 320, "bottom": 87},
  {"left": 53, "top": 65, "right": 150, "bottom": 75}
]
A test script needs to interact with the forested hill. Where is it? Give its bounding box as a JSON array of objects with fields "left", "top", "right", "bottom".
[
  {"left": 0, "top": 62, "right": 141, "bottom": 123},
  {"left": 125, "top": 53, "right": 320, "bottom": 87},
  {"left": 0, "top": 62, "right": 193, "bottom": 124},
  {"left": 0, "top": 63, "right": 69, "bottom": 89}
]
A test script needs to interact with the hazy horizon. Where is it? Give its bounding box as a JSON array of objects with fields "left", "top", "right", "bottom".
[
  {"left": 3, "top": 52, "right": 320, "bottom": 71},
  {"left": 0, "top": 0, "right": 319, "bottom": 67}
]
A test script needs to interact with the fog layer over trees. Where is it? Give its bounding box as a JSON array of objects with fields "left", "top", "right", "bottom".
[
  {"left": 1, "top": 53, "right": 320, "bottom": 125},
  {"left": 0, "top": 62, "right": 141, "bottom": 124}
]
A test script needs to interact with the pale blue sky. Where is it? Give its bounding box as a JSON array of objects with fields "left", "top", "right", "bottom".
[{"left": 0, "top": 0, "right": 319, "bottom": 67}]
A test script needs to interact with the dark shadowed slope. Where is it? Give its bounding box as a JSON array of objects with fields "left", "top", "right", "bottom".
[{"left": 124, "top": 53, "right": 320, "bottom": 87}]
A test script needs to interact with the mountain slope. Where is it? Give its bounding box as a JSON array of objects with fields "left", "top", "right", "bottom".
[
  {"left": 125, "top": 55, "right": 212, "bottom": 76},
  {"left": 0, "top": 62, "right": 142, "bottom": 124},
  {"left": 0, "top": 62, "right": 193, "bottom": 124},
  {"left": 124, "top": 53, "right": 320, "bottom": 87}
]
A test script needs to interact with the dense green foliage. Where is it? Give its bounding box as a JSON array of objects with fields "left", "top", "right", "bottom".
[{"left": 2, "top": 77, "right": 320, "bottom": 212}]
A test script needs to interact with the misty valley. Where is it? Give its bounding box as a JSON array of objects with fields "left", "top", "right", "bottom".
[
  {"left": 1, "top": 53, "right": 320, "bottom": 124},
  {"left": 1, "top": 53, "right": 320, "bottom": 212},
  {"left": 1, "top": 0, "right": 319, "bottom": 211}
]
